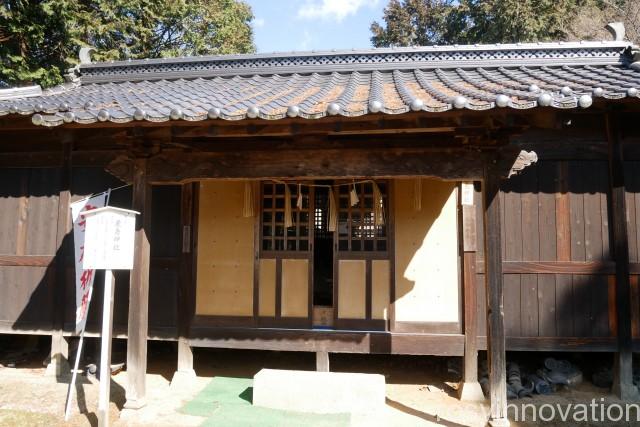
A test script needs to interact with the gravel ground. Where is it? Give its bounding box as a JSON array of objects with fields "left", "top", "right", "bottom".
[{"left": 0, "top": 338, "right": 636, "bottom": 426}]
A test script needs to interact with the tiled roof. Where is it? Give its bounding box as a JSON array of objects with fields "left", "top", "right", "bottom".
[{"left": 1, "top": 41, "right": 639, "bottom": 127}]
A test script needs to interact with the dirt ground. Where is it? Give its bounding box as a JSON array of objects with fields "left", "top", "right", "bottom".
[{"left": 0, "top": 336, "right": 637, "bottom": 426}]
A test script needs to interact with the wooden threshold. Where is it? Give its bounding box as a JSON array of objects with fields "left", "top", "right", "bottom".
[
  {"left": 475, "top": 260, "right": 640, "bottom": 275},
  {"left": 189, "top": 326, "right": 464, "bottom": 356},
  {"left": 477, "top": 336, "right": 640, "bottom": 352}
]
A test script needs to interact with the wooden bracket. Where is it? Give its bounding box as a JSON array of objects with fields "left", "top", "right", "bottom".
[
  {"left": 105, "top": 154, "right": 134, "bottom": 183},
  {"left": 507, "top": 150, "right": 538, "bottom": 178}
]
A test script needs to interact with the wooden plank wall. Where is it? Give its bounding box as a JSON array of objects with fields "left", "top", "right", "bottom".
[
  {"left": 0, "top": 168, "right": 60, "bottom": 332},
  {"left": 476, "top": 160, "right": 617, "bottom": 345},
  {"left": 0, "top": 166, "right": 181, "bottom": 339},
  {"left": 623, "top": 161, "right": 640, "bottom": 341}
]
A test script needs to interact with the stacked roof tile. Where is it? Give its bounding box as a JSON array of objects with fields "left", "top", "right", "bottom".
[{"left": 0, "top": 41, "right": 639, "bottom": 127}]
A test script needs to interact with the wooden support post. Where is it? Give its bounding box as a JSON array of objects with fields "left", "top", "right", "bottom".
[
  {"left": 458, "top": 182, "right": 485, "bottom": 402},
  {"left": 125, "top": 158, "right": 152, "bottom": 409},
  {"left": 316, "top": 351, "right": 330, "bottom": 372},
  {"left": 483, "top": 164, "right": 509, "bottom": 426},
  {"left": 606, "top": 113, "right": 638, "bottom": 400},
  {"left": 47, "top": 141, "right": 72, "bottom": 378},
  {"left": 172, "top": 183, "right": 196, "bottom": 385}
]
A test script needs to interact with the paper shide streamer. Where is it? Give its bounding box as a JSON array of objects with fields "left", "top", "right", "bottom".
[
  {"left": 284, "top": 184, "right": 294, "bottom": 228},
  {"left": 372, "top": 182, "right": 385, "bottom": 226},
  {"left": 350, "top": 182, "right": 359, "bottom": 207},
  {"left": 243, "top": 181, "right": 254, "bottom": 218},
  {"left": 413, "top": 178, "right": 422, "bottom": 212},
  {"left": 296, "top": 183, "right": 303, "bottom": 210},
  {"left": 268, "top": 179, "right": 385, "bottom": 231},
  {"left": 328, "top": 186, "right": 337, "bottom": 232}
]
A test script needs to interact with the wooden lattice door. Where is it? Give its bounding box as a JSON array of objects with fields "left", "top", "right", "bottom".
[
  {"left": 257, "top": 182, "right": 313, "bottom": 327},
  {"left": 333, "top": 181, "right": 391, "bottom": 330}
]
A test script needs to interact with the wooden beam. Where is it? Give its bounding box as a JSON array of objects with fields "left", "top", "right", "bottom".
[
  {"left": 477, "top": 336, "right": 620, "bottom": 352},
  {"left": 0, "top": 152, "right": 63, "bottom": 168},
  {"left": 606, "top": 112, "right": 638, "bottom": 400},
  {"left": 471, "top": 260, "right": 640, "bottom": 275},
  {"left": 475, "top": 260, "right": 617, "bottom": 274},
  {"left": 0, "top": 149, "right": 128, "bottom": 168},
  {"left": 170, "top": 119, "right": 517, "bottom": 139},
  {"left": 188, "top": 328, "right": 465, "bottom": 356},
  {"left": 483, "top": 162, "right": 508, "bottom": 426},
  {"left": 125, "top": 158, "right": 152, "bottom": 409},
  {"left": 512, "top": 140, "right": 608, "bottom": 161},
  {"left": 107, "top": 146, "right": 526, "bottom": 184},
  {"left": 0, "top": 255, "right": 54, "bottom": 267}
]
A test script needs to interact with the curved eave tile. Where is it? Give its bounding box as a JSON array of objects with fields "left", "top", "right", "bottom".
[
  {"left": 602, "top": 92, "right": 627, "bottom": 99},
  {"left": 296, "top": 111, "right": 328, "bottom": 120},
  {"left": 509, "top": 101, "right": 538, "bottom": 109},
  {"left": 2, "top": 62, "right": 638, "bottom": 128},
  {"left": 182, "top": 113, "right": 208, "bottom": 122},
  {"left": 553, "top": 98, "right": 579, "bottom": 109},
  {"left": 466, "top": 102, "right": 494, "bottom": 110},
  {"left": 380, "top": 106, "right": 411, "bottom": 114},
  {"left": 257, "top": 112, "right": 288, "bottom": 121}
]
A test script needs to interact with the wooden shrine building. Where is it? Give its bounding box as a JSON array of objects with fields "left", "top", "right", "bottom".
[{"left": 1, "top": 29, "right": 640, "bottom": 425}]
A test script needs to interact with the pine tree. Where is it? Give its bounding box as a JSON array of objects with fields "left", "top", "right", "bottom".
[
  {"left": 0, "top": 0, "right": 256, "bottom": 88},
  {"left": 370, "top": 0, "right": 459, "bottom": 46},
  {"left": 371, "top": 0, "right": 637, "bottom": 47},
  {"left": 461, "top": 0, "right": 579, "bottom": 43}
]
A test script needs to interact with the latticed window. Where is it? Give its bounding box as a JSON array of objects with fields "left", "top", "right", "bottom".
[
  {"left": 261, "top": 182, "right": 311, "bottom": 252},
  {"left": 336, "top": 182, "right": 388, "bottom": 252}
]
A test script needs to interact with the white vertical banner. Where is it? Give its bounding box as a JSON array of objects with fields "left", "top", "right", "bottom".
[{"left": 70, "top": 191, "right": 109, "bottom": 334}]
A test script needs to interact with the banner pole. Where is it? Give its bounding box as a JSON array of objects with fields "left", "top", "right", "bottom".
[
  {"left": 65, "top": 189, "right": 114, "bottom": 422},
  {"left": 64, "top": 324, "right": 86, "bottom": 421}
]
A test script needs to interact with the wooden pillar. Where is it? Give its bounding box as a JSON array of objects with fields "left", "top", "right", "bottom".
[
  {"left": 606, "top": 113, "right": 637, "bottom": 400},
  {"left": 47, "top": 141, "right": 72, "bottom": 377},
  {"left": 125, "top": 158, "right": 152, "bottom": 409},
  {"left": 458, "top": 182, "right": 484, "bottom": 401},
  {"left": 316, "top": 351, "right": 330, "bottom": 372},
  {"left": 175, "top": 183, "right": 195, "bottom": 378},
  {"left": 483, "top": 163, "right": 509, "bottom": 426}
]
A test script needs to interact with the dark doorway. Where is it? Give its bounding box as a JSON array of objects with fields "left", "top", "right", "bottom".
[{"left": 313, "top": 181, "right": 334, "bottom": 307}]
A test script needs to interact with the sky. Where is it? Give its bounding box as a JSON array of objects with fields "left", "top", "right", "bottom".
[{"left": 246, "top": 0, "right": 387, "bottom": 53}]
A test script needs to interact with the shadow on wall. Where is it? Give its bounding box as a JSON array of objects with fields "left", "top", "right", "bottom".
[
  {"left": 0, "top": 167, "right": 133, "bottom": 424},
  {"left": 3, "top": 166, "right": 187, "bottom": 341},
  {"left": 0, "top": 167, "right": 133, "bottom": 338},
  {"left": 393, "top": 179, "right": 461, "bottom": 325}
]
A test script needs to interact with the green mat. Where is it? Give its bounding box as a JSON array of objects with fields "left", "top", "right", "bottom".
[{"left": 180, "top": 376, "right": 351, "bottom": 427}]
